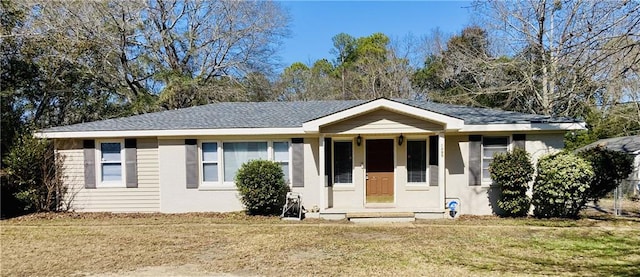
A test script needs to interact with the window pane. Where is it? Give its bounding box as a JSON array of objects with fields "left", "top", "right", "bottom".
[
  {"left": 203, "top": 163, "right": 218, "bottom": 182},
  {"left": 223, "top": 142, "right": 268, "bottom": 182},
  {"left": 334, "top": 141, "right": 352, "bottom": 183},
  {"left": 101, "top": 143, "right": 121, "bottom": 161},
  {"left": 202, "top": 143, "right": 217, "bottom": 161},
  {"left": 482, "top": 137, "right": 508, "bottom": 181},
  {"left": 102, "top": 163, "right": 122, "bottom": 181},
  {"left": 280, "top": 162, "right": 289, "bottom": 183},
  {"left": 484, "top": 137, "right": 508, "bottom": 146},
  {"left": 482, "top": 168, "right": 490, "bottom": 180},
  {"left": 274, "top": 142, "right": 289, "bottom": 161},
  {"left": 407, "top": 140, "right": 426, "bottom": 183},
  {"left": 483, "top": 148, "right": 504, "bottom": 159}
]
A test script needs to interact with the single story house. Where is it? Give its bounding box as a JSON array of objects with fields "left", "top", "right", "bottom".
[{"left": 37, "top": 98, "right": 585, "bottom": 219}]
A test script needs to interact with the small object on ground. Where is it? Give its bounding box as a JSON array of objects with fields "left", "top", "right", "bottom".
[{"left": 281, "top": 192, "right": 303, "bottom": 220}]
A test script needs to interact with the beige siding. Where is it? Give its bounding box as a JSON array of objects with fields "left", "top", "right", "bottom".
[
  {"left": 331, "top": 138, "right": 364, "bottom": 208},
  {"left": 158, "top": 139, "right": 244, "bottom": 213},
  {"left": 57, "top": 138, "right": 160, "bottom": 212},
  {"left": 395, "top": 138, "right": 441, "bottom": 209},
  {"left": 290, "top": 138, "right": 321, "bottom": 210},
  {"left": 525, "top": 133, "right": 564, "bottom": 165},
  {"left": 444, "top": 133, "right": 566, "bottom": 216},
  {"left": 320, "top": 109, "right": 443, "bottom": 135}
]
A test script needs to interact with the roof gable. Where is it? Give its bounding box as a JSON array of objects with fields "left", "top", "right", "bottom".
[{"left": 303, "top": 98, "right": 464, "bottom": 133}]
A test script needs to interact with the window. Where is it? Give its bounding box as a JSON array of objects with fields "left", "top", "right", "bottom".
[
  {"left": 482, "top": 137, "right": 509, "bottom": 181},
  {"left": 273, "top": 142, "right": 290, "bottom": 183},
  {"left": 99, "top": 142, "right": 123, "bottom": 186},
  {"left": 223, "top": 142, "right": 268, "bottom": 182},
  {"left": 334, "top": 141, "right": 353, "bottom": 184},
  {"left": 407, "top": 140, "right": 427, "bottom": 183},
  {"left": 202, "top": 142, "right": 218, "bottom": 182}
]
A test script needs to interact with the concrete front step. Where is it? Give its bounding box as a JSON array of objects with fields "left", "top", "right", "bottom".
[
  {"left": 346, "top": 212, "right": 415, "bottom": 223},
  {"left": 319, "top": 209, "right": 446, "bottom": 221},
  {"left": 346, "top": 212, "right": 415, "bottom": 219}
]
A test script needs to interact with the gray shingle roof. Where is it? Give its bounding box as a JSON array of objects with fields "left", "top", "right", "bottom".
[
  {"left": 576, "top": 135, "right": 640, "bottom": 154},
  {"left": 41, "top": 99, "right": 580, "bottom": 133}
]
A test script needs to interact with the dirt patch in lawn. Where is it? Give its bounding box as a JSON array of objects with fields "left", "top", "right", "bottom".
[{"left": 89, "top": 264, "right": 229, "bottom": 277}]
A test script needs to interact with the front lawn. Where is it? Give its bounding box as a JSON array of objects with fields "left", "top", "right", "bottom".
[{"left": 2, "top": 212, "right": 639, "bottom": 276}]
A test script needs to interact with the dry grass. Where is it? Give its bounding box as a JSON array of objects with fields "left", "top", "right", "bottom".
[{"left": 1, "top": 210, "right": 639, "bottom": 277}]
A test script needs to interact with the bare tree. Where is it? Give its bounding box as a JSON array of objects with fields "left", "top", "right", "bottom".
[
  {"left": 13, "top": 0, "right": 290, "bottom": 109},
  {"left": 476, "top": 0, "right": 640, "bottom": 117}
]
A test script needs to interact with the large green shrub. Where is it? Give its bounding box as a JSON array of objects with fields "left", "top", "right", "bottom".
[
  {"left": 489, "top": 148, "right": 534, "bottom": 217},
  {"left": 532, "top": 152, "right": 594, "bottom": 218},
  {"left": 2, "top": 133, "right": 66, "bottom": 215},
  {"left": 578, "top": 146, "right": 633, "bottom": 201},
  {"left": 235, "top": 159, "right": 289, "bottom": 216}
]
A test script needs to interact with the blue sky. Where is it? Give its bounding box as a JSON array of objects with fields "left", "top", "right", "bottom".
[{"left": 277, "top": 1, "right": 474, "bottom": 69}]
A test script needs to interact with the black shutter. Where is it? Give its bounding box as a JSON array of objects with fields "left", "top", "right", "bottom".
[
  {"left": 83, "top": 140, "right": 96, "bottom": 189},
  {"left": 513, "top": 134, "right": 526, "bottom": 149},
  {"left": 185, "top": 139, "right": 198, "bottom": 189},
  {"left": 429, "top": 135, "right": 439, "bottom": 186},
  {"left": 291, "top": 138, "right": 304, "bottom": 187},
  {"left": 468, "top": 135, "right": 482, "bottom": 186}
]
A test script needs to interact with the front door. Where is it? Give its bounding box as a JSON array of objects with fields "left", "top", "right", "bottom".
[{"left": 366, "top": 139, "right": 394, "bottom": 203}]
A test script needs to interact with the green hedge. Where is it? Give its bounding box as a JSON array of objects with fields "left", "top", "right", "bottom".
[
  {"left": 532, "top": 152, "right": 594, "bottom": 218},
  {"left": 578, "top": 146, "right": 633, "bottom": 201},
  {"left": 489, "top": 148, "right": 534, "bottom": 217}
]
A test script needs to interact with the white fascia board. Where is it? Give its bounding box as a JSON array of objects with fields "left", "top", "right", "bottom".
[
  {"left": 302, "top": 98, "right": 464, "bottom": 132},
  {"left": 459, "top": 122, "right": 586, "bottom": 132},
  {"left": 34, "top": 127, "right": 305, "bottom": 139}
]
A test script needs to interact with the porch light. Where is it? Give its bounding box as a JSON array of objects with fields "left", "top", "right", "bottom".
[
  {"left": 356, "top": 135, "right": 362, "bottom": 146},
  {"left": 398, "top": 134, "right": 404, "bottom": 146}
]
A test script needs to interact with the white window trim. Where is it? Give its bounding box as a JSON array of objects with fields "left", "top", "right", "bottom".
[
  {"left": 481, "top": 136, "right": 511, "bottom": 185},
  {"left": 332, "top": 138, "right": 354, "bottom": 187},
  {"left": 199, "top": 141, "right": 223, "bottom": 188},
  {"left": 198, "top": 140, "right": 291, "bottom": 189},
  {"left": 95, "top": 139, "right": 125, "bottom": 188},
  {"left": 406, "top": 138, "right": 429, "bottom": 187},
  {"left": 273, "top": 141, "right": 292, "bottom": 186},
  {"left": 221, "top": 141, "right": 269, "bottom": 186}
]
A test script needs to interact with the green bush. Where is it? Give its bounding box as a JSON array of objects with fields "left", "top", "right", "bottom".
[
  {"left": 489, "top": 148, "right": 534, "bottom": 217},
  {"left": 578, "top": 146, "right": 633, "bottom": 201},
  {"left": 2, "top": 132, "right": 66, "bottom": 214},
  {"left": 235, "top": 159, "right": 289, "bottom": 216},
  {"left": 532, "top": 152, "right": 594, "bottom": 218}
]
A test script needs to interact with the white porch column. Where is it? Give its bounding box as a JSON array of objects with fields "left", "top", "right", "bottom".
[
  {"left": 318, "top": 135, "right": 326, "bottom": 211},
  {"left": 438, "top": 132, "right": 446, "bottom": 211}
]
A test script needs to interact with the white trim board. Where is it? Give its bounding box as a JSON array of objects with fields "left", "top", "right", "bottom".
[
  {"left": 35, "top": 127, "right": 305, "bottom": 139},
  {"left": 35, "top": 122, "right": 585, "bottom": 139}
]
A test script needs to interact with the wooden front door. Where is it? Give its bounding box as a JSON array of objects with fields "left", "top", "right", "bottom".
[{"left": 366, "top": 139, "right": 394, "bottom": 203}]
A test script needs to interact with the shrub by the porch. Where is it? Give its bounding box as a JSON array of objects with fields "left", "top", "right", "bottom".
[
  {"left": 235, "top": 160, "right": 289, "bottom": 216},
  {"left": 532, "top": 152, "right": 594, "bottom": 218},
  {"left": 489, "top": 148, "right": 534, "bottom": 217},
  {"left": 577, "top": 146, "right": 633, "bottom": 201}
]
